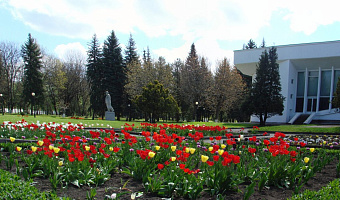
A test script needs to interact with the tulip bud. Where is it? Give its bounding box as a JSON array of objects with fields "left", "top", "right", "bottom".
[
  {"left": 54, "top": 147, "right": 60, "bottom": 154},
  {"left": 10, "top": 137, "right": 15, "bottom": 142},
  {"left": 37, "top": 140, "right": 44, "bottom": 146},
  {"left": 31, "top": 146, "right": 37, "bottom": 152},
  {"left": 201, "top": 155, "right": 209, "bottom": 162},
  {"left": 304, "top": 157, "right": 310, "bottom": 163},
  {"left": 171, "top": 146, "right": 176, "bottom": 151},
  {"left": 148, "top": 151, "right": 156, "bottom": 158}
]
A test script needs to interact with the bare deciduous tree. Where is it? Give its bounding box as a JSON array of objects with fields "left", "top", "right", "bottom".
[{"left": 0, "top": 41, "right": 22, "bottom": 112}]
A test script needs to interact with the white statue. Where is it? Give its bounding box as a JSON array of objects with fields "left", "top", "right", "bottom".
[{"left": 105, "top": 91, "right": 114, "bottom": 112}]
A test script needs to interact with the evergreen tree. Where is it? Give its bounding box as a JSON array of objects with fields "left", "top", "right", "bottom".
[
  {"left": 21, "top": 33, "right": 44, "bottom": 114},
  {"left": 332, "top": 77, "right": 340, "bottom": 108},
  {"left": 124, "top": 34, "right": 139, "bottom": 65},
  {"left": 250, "top": 47, "right": 284, "bottom": 125},
  {"left": 142, "top": 46, "right": 151, "bottom": 64},
  {"left": 260, "top": 38, "right": 266, "bottom": 48},
  {"left": 172, "top": 59, "right": 184, "bottom": 122},
  {"left": 134, "top": 80, "right": 178, "bottom": 123},
  {"left": 86, "top": 34, "right": 105, "bottom": 119},
  {"left": 180, "top": 43, "right": 212, "bottom": 121},
  {"left": 246, "top": 39, "right": 257, "bottom": 49},
  {"left": 102, "top": 30, "right": 125, "bottom": 120}
]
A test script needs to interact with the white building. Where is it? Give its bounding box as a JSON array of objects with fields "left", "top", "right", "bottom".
[{"left": 234, "top": 40, "right": 340, "bottom": 124}]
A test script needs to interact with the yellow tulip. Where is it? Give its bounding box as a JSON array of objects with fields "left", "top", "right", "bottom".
[
  {"left": 155, "top": 146, "right": 161, "bottom": 151},
  {"left": 171, "top": 146, "right": 176, "bottom": 151},
  {"left": 37, "top": 140, "right": 44, "bottom": 146},
  {"left": 31, "top": 146, "right": 37, "bottom": 152},
  {"left": 49, "top": 145, "right": 54, "bottom": 150},
  {"left": 58, "top": 161, "right": 63, "bottom": 166},
  {"left": 109, "top": 147, "right": 113, "bottom": 151},
  {"left": 221, "top": 144, "right": 226, "bottom": 149},
  {"left": 10, "top": 137, "right": 15, "bottom": 142},
  {"left": 323, "top": 141, "right": 327, "bottom": 145},
  {"left": 304, "top": 157, "right": 310, "bottom": 163},
  {"left": 208, "top": 147, "right": 213, "bottom": 152},
  {"left": 310, "top": 148, "right": 315, "bottom": 153},
  {"left": 170, "top": 157, "right": 176, "bottom": 161},
  {"left": 16, "top": 147, "right": 22, "bottom": 152},
  {"left": 185, "top": 147, "right": 190, "bottom": 153},
  {"left": 53, "top": 147, "right": 60, "bottom": 154},
  {"left": 148, "top": 151, "right": 156, "bottom": 158},
  {"left": 85, "top": 146, "right": 90, "bottom": 151},
  {"left": 189, "top": 148, "right": 196, "bottom": 154},
  {"left": 201, "top": 155, "right": 209, "bottom": 163},
  {"left": 218, "top": 149, "right": 224, "bottom": 155}
]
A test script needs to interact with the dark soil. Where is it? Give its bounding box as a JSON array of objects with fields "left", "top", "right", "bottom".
[{"left": 0, "top": 151, "right": 338, "bottom": 200}]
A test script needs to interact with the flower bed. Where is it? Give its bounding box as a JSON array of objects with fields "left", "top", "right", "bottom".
[{"left": 0, "top": 120, "right": 339, "bottom": 199}]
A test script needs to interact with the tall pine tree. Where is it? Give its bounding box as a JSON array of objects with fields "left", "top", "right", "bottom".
[
  {"left": 102, "top": 30, "right": 125, "bottom": 120},
  {"left": 86, "top": 34, "right": 105, "bottom": 120},
  {"left": 124, "top": 34, "right": 139, "bottom": 65},
  {"left": 250, "top": 47, "right": 284, "bottom": 125},
  {"left": 245, "top": 39, "right": 257, "bottom": 49},
  {"left": 21, "top": 33, "right": 44, "bottom": 114},
  {"left": 180, "top": 43, "right": 212, "bottom": 121}
]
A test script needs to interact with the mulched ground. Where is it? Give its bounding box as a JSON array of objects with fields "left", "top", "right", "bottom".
[{"left": 0, "top": 151, "right": 338, "bottom": 200}]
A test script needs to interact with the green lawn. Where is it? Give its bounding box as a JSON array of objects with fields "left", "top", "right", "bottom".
[
  {"left": 0, "top": 114, "right": 255, "bottom": 129},
  {"left": 1, "top": 114, "right": 339, "bottom": 133},
  {"left": 259, "top": 125, "right": 340, "bottom": 134}
]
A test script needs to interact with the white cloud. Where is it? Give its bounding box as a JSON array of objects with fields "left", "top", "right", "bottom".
[
  {"left": 278, "top": 0, "right": 340, "bottom": 35},
  {"left": 54, "top": 42, "right": 87, "bottom": 61},
  {"left": 153, "top": 38, "right": 234, "bottom": 72},
  {"left": 5, "top": 0, "right": 340, "bottom": 70}
]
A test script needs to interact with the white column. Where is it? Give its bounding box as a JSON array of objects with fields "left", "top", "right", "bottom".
[
  {"left": 316, "top": 67, "right": 321, "bottom": 112},
  {"left": 329, "top": 66, "right": 335, "bottom": 111},
  {"left": 303, "top": 68, "right": 308, "bottom": 113}
]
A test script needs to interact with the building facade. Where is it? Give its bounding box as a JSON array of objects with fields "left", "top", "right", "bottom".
[{"left": 234, "top": 40, "right": 340, "bottom": 124}]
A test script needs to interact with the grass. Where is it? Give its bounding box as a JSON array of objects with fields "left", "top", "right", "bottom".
[
  {"left": 1, "top": 114, "right": 339, "bottom": 133},
  {"left": 289, "top": 178, "right": 340, "bottom": 200},
  {"left": 260, "top": 125, "right": 340, "bottom": 134},
  {"left": 0, "top": 169, "right": 68, "bottom": 200},
  {"left": 0, "top": 114, "right": 256, "bottom": 129}
]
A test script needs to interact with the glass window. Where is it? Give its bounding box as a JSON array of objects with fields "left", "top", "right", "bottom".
[
  {"left": 307, "top": 98, "right": 317, "bottom": 112},
  {"left": 308, "top": 77, "right": 318, "bottom": 96},
  {"left": 320, "top": 71, "right": 331, "bottom": 96},
  {"left": 295, "top": 98, "right": 304, "bottom": 112},
  {"left": 309, "top": 71, "right": 318, "bottom": 76},
  {"left": 297, "top": 72, "right": 305, "bottom": 96},
  {"left": 319, "top": 97, "right": 329, "bottom": 111},
  {"left": 334, "top": 70, "right": 340, "bottom": 93}
]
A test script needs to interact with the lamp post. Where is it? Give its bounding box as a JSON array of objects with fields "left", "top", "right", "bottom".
[
  {"left": 195, "top": 101, "right": 199, "bottom": 122},
  {"left": 31, "top": 92, "right": 36, "bottom": 118},
  {"left": 203, "top": 107, "right": 206, "bottom": 122},
  {"left": 128, "top": 104, "right": 131, "bottom": 121},
  {"left": 0, "top": 94, "right": 3, "bottom": 115}
]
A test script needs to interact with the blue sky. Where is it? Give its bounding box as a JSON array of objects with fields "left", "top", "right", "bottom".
[{"left": 1, "top": 0, "right": 340, "bottom": 71}]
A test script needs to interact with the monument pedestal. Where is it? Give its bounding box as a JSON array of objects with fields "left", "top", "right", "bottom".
[{"left": 105, "top": 111, "right": 115, "bottom": 121}]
